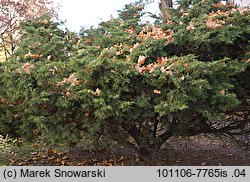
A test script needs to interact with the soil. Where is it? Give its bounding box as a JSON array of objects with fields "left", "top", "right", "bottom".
[
  {"left": 161, "top": 135, "right": 249, "bottom": 166},
  {"left": 65, "top": 134, "right": 250, "bottom": 166},
  {"left": 3, "top": 134, "right": 249, "bottom": 166}
]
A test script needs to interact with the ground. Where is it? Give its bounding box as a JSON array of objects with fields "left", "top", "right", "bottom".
[
  {"left": 163, "top": 135, "right": 249, "bottom": 166},
  {"left": 0, "top": 134, "right": 249, "bottom": 166}
]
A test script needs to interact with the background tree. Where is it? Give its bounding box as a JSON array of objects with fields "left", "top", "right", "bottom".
[
  {"left": 159, "top": 0, "right": 173, "bottom": 20},
  {"left": 0, "top": 0, "right": 57, "bottom": 61}
]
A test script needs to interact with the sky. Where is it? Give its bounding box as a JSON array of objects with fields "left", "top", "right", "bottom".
[{"left": 53, "top": 0, "right": 161, "bottom": 32}]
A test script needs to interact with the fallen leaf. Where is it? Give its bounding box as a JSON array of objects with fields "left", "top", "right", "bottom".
[
  {"left": 57, "top": 152, "right": 64, "bottom": 156},
  {"left": 47, "top": 55, "right": 52, "bottom": 60},
  {"left": 48, "top": 156, "right": 55, "bottom": 160},
  {"left": 119, "top": 20, "right": 125, "bottom": 26},
  {"left": 108, "top": 159, "right": 114, "bottom": 163},
  {"left": 186, "top": 22, "right": 195, "bottom": 30},
  {"left": 135, "top": 64, "right": 143, "bottom": 74},
  {"left": 9, "top": 159, "right": 16, "bottom": 163},
  {"left": 116, "top": 50, "right": 123, "bottom": 56},
  {"left": 138, "top": 55, "right": 146, "bottom": 65},
  {"left": 205, "top": 19, "right": 224, "bottom": 29},
  {"left": 144, "top": 63, "right": 156, "bottom": 73},
  {"left": 166, "top": 63, "right": 175, "bottom": 71},
  {"left": 94, "top": 88, "right": 101, "bottom": 96},
  {"left": 126, "top": 55, "right": 131, "bottom": 62},
  {"left": 129, "top": 42, "right": 140, "bottom": 52},
  {"left": 237, "top": 7, "right": 248, "bottom": 15},
  {"left": 119, "top": 156, "right": 124, "bottom": 161},
  {"left": 218, "top": 90, "right": 225, "bottom": 95},
  {"left": 201, "top": 162, "right": 207, "bottom": 166},
  {"left": 154, "top": 89, "right": 161, "bottom": 94},
  {"left": 58, "top": 73, "right": 79, "bottom": 86},
  {"left": 62, "top": 156, "right": 68, "bottom": 160},
  {"left": 39, "top": 154, "right": 47, "bottom": 158},
  {"left": 33, "top": 144, "right": 39, "bottom": 149},
  {"left": 166, "top": 71, "right": 174, "bottom": 77},
  {"left": 31, "top": 152, "right": 38, "bottom": 155},
  {"left": 40, "top": 19, "right": 48, "bottom": 25},
  {"left": 18, "top": 162, "right": 27, "bottom": 166},
  {"left": 192, "top": 154, "right": 200, "bottom": 158},
  {"left": 19, "top": 62, "right": 35, "bottom": 75},
  {"left": 65, "top": 91, "right": 71, "bottom": 97},
  {"left": 157, "top": 57, "right": 168, "bottom": 65},
  {"left": 166, "top": 20, "right": 174, "bottom": 25},
  {"left": 164, "top": 36, "right": 175, "bottom": 46},
  {"left": 160, "top": 66, "right": 166, "bottom": 73}
]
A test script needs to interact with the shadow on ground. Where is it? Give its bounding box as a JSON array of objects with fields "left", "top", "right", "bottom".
[{"left": 1, "top": 134, "right": 249, "bottom": 166}]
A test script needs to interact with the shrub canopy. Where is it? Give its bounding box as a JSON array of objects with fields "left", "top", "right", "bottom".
[{"left": 0, "top": 0, "right": 249, "bottom": 160}]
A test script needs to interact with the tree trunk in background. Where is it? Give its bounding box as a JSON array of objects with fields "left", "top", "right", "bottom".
[
  {"left": 166, "top": 0, "right": 173, "bottom": 7},
  {"left": 159, "top": 0, "right": 173, "bottom": 21}
]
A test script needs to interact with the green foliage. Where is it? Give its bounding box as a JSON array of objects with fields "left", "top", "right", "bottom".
[
  {"left": 15, "top": 15, "right": 78, "bottom": 62},
  {"left": 165, "top": 1, "right": 250, "bottom": 60},
  {"left": 0, "top": 0, "right": 249, "bottom": 160},
  {"left": 77, "top": 1, "right": 147, "bottom": 60}
]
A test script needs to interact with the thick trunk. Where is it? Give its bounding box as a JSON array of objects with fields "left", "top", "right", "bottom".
[
  {"left": 159, "top": 0, "right": 173, "bottom": 20},
  {"left": 138, "top": 146, "right": 159, "bottom": 165},
  {"left": 120, "top": 121, "right": 174, "bottom": 164}
]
